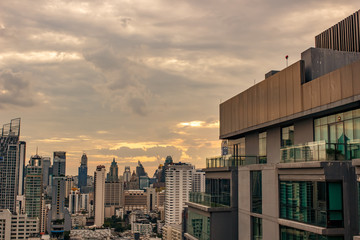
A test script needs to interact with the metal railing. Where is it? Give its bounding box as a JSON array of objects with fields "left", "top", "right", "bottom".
[
  {"left": 189, "top": 192, "right": 231, "bottom": 208},
  {"left": 206, "top": 155, "right": 267, "bottom": 168},
  {"left": 280, "top": 140, "right": 360, "bottom": 163}
]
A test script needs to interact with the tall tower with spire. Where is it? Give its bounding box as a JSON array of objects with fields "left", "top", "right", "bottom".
[
  {"left": 78, "top": 153, "right": 88, "bottom": 193},
  {"left": 106, "top": 158, "right": 119, "bottom": 182}
]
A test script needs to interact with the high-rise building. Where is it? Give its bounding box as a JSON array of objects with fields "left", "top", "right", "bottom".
[
  {"left": 123, "top": 166, "right": 131, "bottom": 182},
  {"left": 49, "top": 151, "right": 68, "bottom": 238},
  {"left": 65, "top": 176, "right": 74, "bottom": 198},
  {"left": 106, "top": 158, "right": 119, "bottom": 182},
  {"left": 69, "top": 188, "right": 81, "bottom": 214},
  {"left": 165, "top": 163, "right": 193, "bottom": 225},
  {"left": 25, "top": 154, "right": 43, "bottom": 221},
  {"left": 42, "top": 157, "right": 51, "bottom": 190},
  {"left": 0, "top": 209, "right": 39, "bottom": 240},
  {"left": 104, "top": 181, "right": 123, "bottom": 218},
  {"left": 139, "top": 175, "right": 150, "bottom": 190},
  {"left": 136, "top": 161, "right": 146, "bottom": 178},
  {"left": 0, "top": 118, "right": 23, "bottom": 214},
  {"left": 185, "top": 9, "right": 360, "bottom": 240},
  {"left": 124, "top": 190, "right": 147, "bottom": 213},
  {"left": 94, "top": 165, "right": 106, "bottom": 227},
  {"left": 192, "top": 169, "right": 205, "bottom": 193},
  {"left": 78, "top": 153, "right": 88, "bottom": 193}
]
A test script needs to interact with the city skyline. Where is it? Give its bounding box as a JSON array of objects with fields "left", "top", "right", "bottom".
[{"left": 0, "top": 1, "right": 359, "bottom": 175}]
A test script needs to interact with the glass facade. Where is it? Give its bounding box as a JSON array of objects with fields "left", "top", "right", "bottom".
[
  {"left": 280, "top": 226, "right": 343, "bottom": 240},
  {"left": 259, "top": 132, "right": 267, "bottom": 163},
  {"left": 230, "top": 137, "right": 245, "bottom": 156},
  {"left": 280, "top": 181, "right": 343, "bottom": 228},
  {"left": 252, "top": 217, "right": 262, "bottom": 240},
  {"left": 251, "top": 171, "right": 262, "bottom": 214},
  {"left": 282, "top": 126, "right": 294, "bottom": 147},
  {"left": 187, "top": 210, "right": 210, "bottom": 240},
  {"left": 314, "top": 108, "right": 360, "bottom": 160}
]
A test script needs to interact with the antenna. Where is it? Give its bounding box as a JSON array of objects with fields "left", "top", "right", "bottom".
[
  {"left": 285, "top": 55, "right": 289, "bottom": 67},
  {"left": 36, "top": 146, "right": 38, "bottom": 155}
]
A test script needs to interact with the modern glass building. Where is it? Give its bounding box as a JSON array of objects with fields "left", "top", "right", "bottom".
[
  {"left": 185, "top": 9, "right": 360, "bottom": 240},
  {"left": 78, "top": 153, "right": 88, "bottom": 193}
]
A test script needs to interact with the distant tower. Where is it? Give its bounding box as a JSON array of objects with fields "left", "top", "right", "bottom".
[
  {"left": 69, "top": 188, "right": 80, "bottom": 214},
  {"left": 106, "top": 158, "right": 119, "bottom": 182},
  {"left": 50, "top": 151, "right": 67, "bottom": 238},
  {"left": 0, "top": 118, "right": 23, "bottom": 214},
  {"left": 123, "top": 166, "right": 131, "bottom": 182},
  {"left": 25, "top": 154, "right": 43, "bottom": 219},
  {"left": 136, "top": 161, "right": 146, "bottom": 178},
  {"left": 94, "top": 165, "right": 106, "bottom": 227},
  {"left": 78, "top": 153, "right": 88, "bottom": 193}
]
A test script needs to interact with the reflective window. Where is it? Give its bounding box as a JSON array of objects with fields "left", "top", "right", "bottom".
[
  {"left": 314, "top": 108, "right": 360, "bottom": 160},
  {"left": 251, "top": 171, "right": 262, "bottom": 214},
  {"left": 187, "top": 210, "right": 210, "bottom": 240},
  {"left": 252, "top": 217, "right": 262, "bottom": 240},
  {"left": 280, "top": 181, "right": 343, "bottom": 228},
  {"left": 280, "top": 226, "right": 343, "bottom": 240},
  {"left": 259, "top": 132, "right": 266, "bottom": 156},
  {"left": 281, "top": 126, "right": 294, "bottom": 147}
]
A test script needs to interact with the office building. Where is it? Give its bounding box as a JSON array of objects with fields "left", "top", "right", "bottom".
[
  {"left": 49, "top": 151, "right": 69, "bottom": 238},
  {"left": 139, "top": 175, "right": 150, "bottom": 190},
  {"left": 0, "top": 209, "right": 39, "bottom": 240},
  {"left": 69, "top": 188, "right": 81, "bottom": 214},
  {"left": 165, "top": 163, "right": 193, "bottom": 226},
  {"left": 136, "top": 161, "right": 147, "bottom": 178},
  {"left": 192, "top": 169, "right": 205, "bottom": 192},
  {"left": 185, "top": 9, "right": 360, "bottom": 240},
  {"left": 124, "top": 190, "right": 147, "bottom": 213},
  {"left": 94, "top": 165, "right": 106, "bottom": 227},
  {"left": 104, "top": 181, "right": 123, "bottom": 218},
  {"left": 65, "top": 176, "right": 74, "bottom": 198},
  {"left": 25, "top": 154, "right": 43, "bottom": 226},
  {"left": 123, "top": 166, "right": 131, "bottom": 182},
  {"left": 106, "top": 158, "right": 119, "bottom": 182},
  {"left": 42, "top": 157, "right": 51, "bottom": 190},
  {"left": 80, "top": 193, "right": 90, "bottom": 213},
  {"left": 78, "top": 153, "right": 88, "bottom": 192},
  {"left": 0, "top": 118, "right": 23, "bottom": 214}
]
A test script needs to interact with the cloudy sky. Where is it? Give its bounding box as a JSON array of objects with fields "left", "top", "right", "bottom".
[{"left": 0, "top": 0, "right": 358, "bottom": 176}]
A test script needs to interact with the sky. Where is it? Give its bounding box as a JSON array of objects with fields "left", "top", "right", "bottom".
[{"left": 0, "top": 0, "right": 359, "bottom": 176}]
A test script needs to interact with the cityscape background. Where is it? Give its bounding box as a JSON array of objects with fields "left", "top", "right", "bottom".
[{"left": 0, "top": 0, "right": 359, "bottom": 175}]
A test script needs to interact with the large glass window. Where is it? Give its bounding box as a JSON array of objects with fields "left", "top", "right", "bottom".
[
  {"left": 314, "top": 108, "right": 360, "bottom": 160},
  {"left": 280, "top": 226, "right": 343, "bottom": 240},
  {"left": 279, "top": 181, "right": 343, "bottom": 228},
  {"left": 251, "top": 171, "right": 262, "bottom": 214},
  {"left": 231, "top": 137, "right": 245, "bottom": 156},
  {"left": 252, "top": 217, "right": 262, "bottom": 240},
  {"left": 187, "top": 210, "right": 210, "bottom": 240},
  {"left": 281, "top": 126, "right": 294, "bottom": 147},
  {"left": 205, "top": 178, "right": 231, "bottom": 206},
  {"left": 259, "top": 132, "right": 267, "bottom": 163}
]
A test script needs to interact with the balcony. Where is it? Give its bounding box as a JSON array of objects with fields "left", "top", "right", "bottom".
[
  {"left": 280, "top": 140, "right": 360, "bottom": 163},
  {"left": 189, "top": 192, "right": 230, "bottom": 208},
  {"left": 206, "top": 155, "right": 267, "bottom": 168}
]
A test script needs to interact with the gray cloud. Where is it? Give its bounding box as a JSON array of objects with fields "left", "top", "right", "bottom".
[{"left": 0, "top": 70, "right": 36, "bottom": 108}]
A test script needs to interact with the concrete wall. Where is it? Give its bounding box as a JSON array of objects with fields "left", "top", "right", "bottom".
[
  {"left": 245, "top": 133, "right": 258, "bottom": 156},
  {"left": 238, "top": 169, "right": 250, "bottom": 240},
  {"left": 211, "top": 211, "right": 237, "bottom": 240},
  {"left": 301, "top": 48, "right": 360, "bottom": 82},
  {"left": 294, "top": 118, "right": 313, "bottom": 145},
  {"left": 266, "top": 127, "right": 280, "bottom": 164}
]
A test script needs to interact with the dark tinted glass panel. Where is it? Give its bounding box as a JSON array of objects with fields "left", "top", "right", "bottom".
[{"left": 251, "top": 171, "right": 262, "bottom": 214}]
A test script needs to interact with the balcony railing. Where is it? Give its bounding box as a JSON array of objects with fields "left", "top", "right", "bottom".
[
  {"left": 280, "top": 140, "right": 360, "bottom": 163},
  {"left": 189, "top": 192, "right": 231, "bottom": 208},
  {"left": 206, "top": 155, "right": 267, "bottom": 168}
]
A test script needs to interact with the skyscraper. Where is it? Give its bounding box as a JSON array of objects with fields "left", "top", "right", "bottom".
[
  {"left": 123, "top": 166, "right": 131, "bottom": 182},
  {"left": 94, "top": 165, "right": 106, "bottom": 227},
  {"left": 136, "top": 161, "right": 146, "bottom": 178},
  {"left": 165, "top": 163, "right": 193, "bottom": 225},
  {"left": 106, "top": 158, "right": 119, "bottom": 182},
  {"left": 25, "top": 154, "right": 43, "bottom": 220},
  {"left": 0, "top": 118, "right": 22, "bottom": 214},
  {"left": 78, "top": 153, "right": 88, "bottom": 193},
  {"left": 192, "top": 169, "right": 205, "bottom": 193},
  {"left": 42, "top": 157, "right": 51, "bottom": 190},
  {"left": 49, "top": 151, "right": 68, "bottom": 238}
]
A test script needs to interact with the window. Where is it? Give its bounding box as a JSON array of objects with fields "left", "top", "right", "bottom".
[
  {"left": 252, "top": 217, "right": 262, "bottom": 240},
  {"left": 280, "top": 226, "right": 343, "bottom": 240},
  {"left": 281, "top": 126, "right": 294, "bottom": 147},
  {"left": 279, "top": 181, "right": 343, "bottom": 228},
  {"left": 259, "top": 132, "right": 267, "bottom": 163},
  {"left": 251, "top": 171, "right": 262, "bottom": 214},
  {"left": 187, "top": 210, "right": 210, "bottom": 240}
]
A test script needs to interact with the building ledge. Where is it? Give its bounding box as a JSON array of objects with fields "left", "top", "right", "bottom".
[
  {"left": 278, "top": 218, "right": 344, "bottom": 236},
  {"left": 184, "top": 233, "right": 199, "bottom": 240},
  {"left": 187, "top": 202, "right": 232, "bottom": 212},
  {"left": 352, "top": 159, "right": 360, "bottom": 166},
  {"left": 277, "top": 161, "right": 324, "bottom": 169}
]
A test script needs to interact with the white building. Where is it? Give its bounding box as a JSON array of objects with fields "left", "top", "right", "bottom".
[
  {"left": 192, "top": 169, "right": 205, "bottom": 192},
  {"left": 94, "top": 165, "right": 106, "bottom": 227},
  {"left": 165, "top": 163, "right": 193, "bottom": 225},
  {"left": 69, "top": 188, "right": 81, "bottom": 214},
  {"left": 0, "top": 209, "right": 39, "bottom": 240},
  {"left": 80, "top": 193, "right": 90, "bottom": 213}
]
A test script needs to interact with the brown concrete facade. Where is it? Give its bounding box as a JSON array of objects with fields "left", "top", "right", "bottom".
[{"left": 220, "top": 58, "right": 360, "bottom": 139}]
